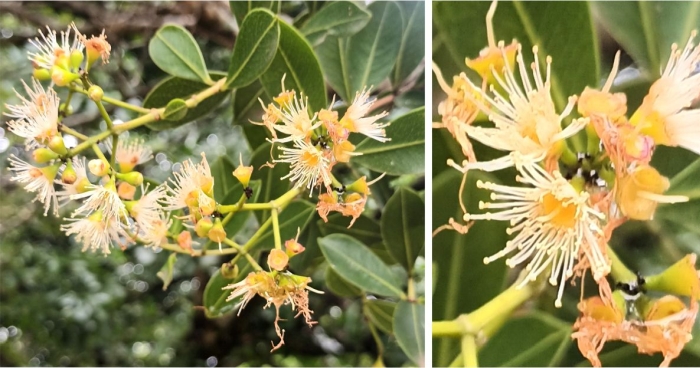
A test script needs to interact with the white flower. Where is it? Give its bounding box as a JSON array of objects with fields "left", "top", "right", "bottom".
[
  {"left": 630, "top": 31, "right": 700, "bottom": 155},
  {"left": 106, "top": 137, "right": 153, "bottom": 172},
  {"left": 466, "top": 157, "right": 609, "bottom": 307},
  {"left": 163, "top": 152, "right": 214, "bottom": 212},
  {"left": 339, "top": 88, "right": 390, "bottom": 142},
  {"left": 56, "top": 157, "right": 89, "bottom": 205},
  {"left": 70, "top": 182, "right": 128, "bottom": 223},
  {"left": 8, "top": 154, "right": 59, "bottom": 216},
  {"left": 28, "top": 25, "right": 83, "bottom": 70},
  {"left": 454, "top": 44, "right": 587, "bottom": 172},
  {"left": 5, "top": 79, "right": 60, "bottom": 148},
  {"left": 272, "top": 95, "right": 321, "bottom": 143},
  {"left": 275, "top": 139, "right": 332, "bottom": 196},
  {"left": 61, "top": 212, "right": 126, "bottom": 255},
  {"left": 128, "top": 185, "right": 169, "bottom": 247}
]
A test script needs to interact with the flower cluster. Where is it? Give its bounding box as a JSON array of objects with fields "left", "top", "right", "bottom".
[
  {"left": 434, "top": 1, "right": 700, "bottom": 365},
  {"left": 255, "top": 81, "right": 389, "bottom": 227}
]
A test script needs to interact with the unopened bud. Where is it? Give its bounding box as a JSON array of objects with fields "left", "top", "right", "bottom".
[
  {"left": 48, "top": 135, "right": 68, "bottom": 155},
  {"left": 346, "top": 176, "right": 370, "bottom": 195},
  {"left": 70, "top": 49, "right": 84, "bottom": 69},
  {"left": 221, "top": 262, "right": 239, "bottom": 279},
  {"left": 88, "top": 85, "right": 103, "bottom": 101},
  {"left": 195, "top": 217, "right": 213, "bottom": 238},
  {"left": 646, "top": 254, "right": 700, "bottom": 299},
  {"left": 32, "top": 148, "right": 59, "bottom": 163},
  {"left": 59, "top": 103, "right": 74, "bottom": 115},
  {"left": 199, "top": 195, "right": 216, "bottom": 217},
  {"left": 33, "top": 68, "right": 51, "bottom": 81},
  {"left": 88, "top": 159, "right": 109, "bottom": 177},
  {"left": 61, "top": 160, "right": 77, "bottom": 184},
  {"left": 207, "top": 218, "right": 226, "bottom": 243},
  {"left": 232, "top": 157, "right": 253, "bottom": 187},
  {"left": 51, "top": 66, "right": 79, "bottom": 87},
  {"left": 115, "top": 171, "right": 143, "bottom": 186},
  {"left": 267, "top": 249, "right": 289, "bottom": 271}
]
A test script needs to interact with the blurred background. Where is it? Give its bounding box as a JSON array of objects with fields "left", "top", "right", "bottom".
[{"left": 0, "top": 2, "right": 410, "bottom": 366}]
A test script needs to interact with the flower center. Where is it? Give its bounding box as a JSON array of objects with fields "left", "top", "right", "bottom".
[
  {"left": 540, "top": 193, "right": 577, "bottom": 228},
  {"left": 301, "top": 149, "right": 320, "bottom": 167}
]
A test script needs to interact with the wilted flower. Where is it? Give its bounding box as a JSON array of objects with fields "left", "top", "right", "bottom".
[
  {"left": 615, "top": 164, "right": 688, "bottom": 220},
  {"left": 8, "top": 154, "right": 60, "bottom": 216}
]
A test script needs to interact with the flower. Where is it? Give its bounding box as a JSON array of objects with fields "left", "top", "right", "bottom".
[
  {"left": 223, "top": 271, "right": 322, "bottom": 352},
  {"left": 466, "top": 157, "right": 609, "bottom": 307},
  {"left": 629, "top": 32, "right": 700, "bottom": 155},
  {"left": 61, "top": 211, "right": 127, "bottom": 255},
  {"left": 268, "top": 249, "right": 289, "bottom": 271},
  {"left": 8, "top": 155, "right": 60, "bottom": 216},
  {"left": 126, "top": 184, "right": 167, "bottom": 236},
  {"left": 106, "top": 138, "right": 153, "bottom": 173},
  {"left": 272, "top": 94, "right": 321, "bottom": 143},
  {"left": 615, "top": 164, "right": 688, "bottom": 220},
  {"left": 163, "top": 152, "right": 215, "bottom": 216},
  {"left": 232, "top": 153, "right": 253, "bottom": 187},
  {"left": 455, "top": 44, "right": 587, "bottom": 172},
  {"left": 73, "top": 24, "right": 111, "bottom": 65},
  {"left": 338, "top": 88, "right": 390, "bottom": 142},
  {"left": 70, "top": 180, "right": 128, "bottom": 223},
  {"left": 5, "top": 79, "right": 60, "bottom": 149},
  {"left": 28, "top": 25, "right": 83, "bottom": 70},
  {"left": 433, "top": 68, "right": 480, "bottom": 163},
  {"left": 275, "top": 139, "right": 332, "bottom": 196},
  {"left": 56, "top": 157, "right": 91, "bottom": 205}
]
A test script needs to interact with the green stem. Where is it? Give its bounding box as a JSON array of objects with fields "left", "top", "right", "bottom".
[
  {"left": 60, "top": 125, "right": 88, "bottom": 140},
  {"left": 91, "top": 144, "right": 109, "bottom": 165},
  {"left": 466, "top": 280, "right": 535, "bottom": 332},
  {"left": 271, "top": 206, "right": 282, "bottom": 250},
  {"left": 461, "top": 335, "right": 478, "bottom": 367},
  {"left": 69, "top": 86, "right": 151, "bottom": 114},
  {"left": 407, "top": 277, "right": 416, "bottom": 301},
  {"left": 607, "top": 244, "right": 636, "bottom": 283},
  {"left": 432, "top": 320, "right": 465, "bottom": 337}
]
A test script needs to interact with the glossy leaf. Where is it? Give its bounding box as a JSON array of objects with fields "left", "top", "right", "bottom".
[
  {"left": 148, "top": 24, "right": 211, "bottom": 83},
  {"left": 364, "top": 299, "right": 396, "bottom": 335},
  {"left": 230, "top": 1, "right": 281, "bottom": 26},
  {"left": 665, "top": 158, "right": 700, "bottom": 200},
  {"left": 393, "top": 301, "right": 425, "bottom": 366},
  {"left": 353, "top": 107, "right": 425, "bottom": 175},
  {"left": 143, "top": 72, "right": 228, "bottom": 131},
  {"left": 227, "top": 9, "right": 280, "bottom": 89},
  {"left": 156, "top": 253, "right": 177, "bottom": 291},
  {"left": 433, "top": 1, "right": 599, "bottom": 109},
  {"left": 260, "top": 20, "right": 327, "bottom": 113},
  {"left": 163, "top": 98, "right": 187, "bottom": 121},
  {"left": 232, "top": 80, "right": 265, "bottom": 125},
  {"left": 392, "top": 1, "right": 425, "bottom": 87},
  {"left": 381, "top": 188, "right": 424, "bottom": 271},
  {"left": 592, "top": 1, "right": 700, "bottom": 77},
  {"left": 248, "top": 200, "right": 315, "bottom": 251},
  {"left": 249, "top": 142, "right": 289, "bottom": 224},
  {"left": 319, "top": 234, "right": 404, "bottom": 298},
  {"left": 479, "top": 312, "right": 571, "bottom": 366},
  {"left": 300, "top": 1, "right": 371, "bottom": 46},
  {"left": 218, "top": 180, "right": 262, "bottom": 237},
  {"left": 316, "top": 1, "right": 403, "bottom": 102},
  {"left": 317, "top": 213, "right": 382, "bottom": 245},
  {"left": 325, "top": 266, "right": 362, "bottom": 298}
]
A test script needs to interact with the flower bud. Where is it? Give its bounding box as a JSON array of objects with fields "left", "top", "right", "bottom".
[
  {"left": 115, "top": 171, "right": 143, "bottom": 186},
  {"left": 199, "top": 195, "right": 216, "bottom": 217},
  {"left": 232, "top": 165, "right": 253, "bottom": 187},
  {"left": 88, "top": 85, "right": 103, "bottom": 102},
  {"left": 33, "top": 68, "right": 51, "bottom": 81},
  {"left": 267, "top": 249, "right": 289, "bottom": 271},
  {"left": 61, "top": 160, "right": 77, "bottom": 184},
  {"left": 88, "top": 159, "right": 110, "bottom": 177},
  {"left": 347, "top": 176, "right": 370, "bottom": 195},
  {"left": 70, "top": 49, "right": 84, "bottom": 69},
  {"left": 32, "top": 148, "right": 59, "bottom": 163},
  {"left": 48, "top": 135, "right": 68, "bottom": 155},
  {"left": 207, "top": 218, "right": 227, "bottom": 243},
  {"left": 117, "top": 182, "right": 136, "bottom": 200},
  {"left": 59, "top": 103, "right": 74, "bottom": 115},
  {"left": 51, "top": 66, "right": 79, "bottom": 86},
  {"left": 221, "top": 262, "right": 239, "bottom": 279},
  {"left": 646, "top": 254, "right": 700, "bottom": 299},
  {"left": 195, "top": 217, "right": 213, "bottom": 238}
]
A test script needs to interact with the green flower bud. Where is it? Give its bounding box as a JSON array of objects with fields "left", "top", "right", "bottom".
[
  {"left": 115, "top": 171, "right": 143, "bottom": 186},
  {"left": 48, "top": 135, "right": 68, "bottom": 155},
  {"left": 88, "top": 159, "right": 109, "bottom": 177},
  {"left": 70, "top": 49, "right": 84, "bottom": 69},
  {"left": 221, "top": 262, "right": 239, "bottom": 279},
  {"left": 208, "top": 218, "right": 227, "bottom": 243},
  {"left": 33, "top": 68, "right": 51, "bottom": 81},
  {"left": 646, "top": 254, "right": 700, "bottom": 299},
  {"left": 51, "top": 66, "right": 79, "bottom": 87},
  {"left": 61, "top": 160, "right": 77, "bottom": 184},
  {"left": 32, "top": 148, "right": 59, "bottom": 163},
  {"left": 194, "top": 218, "right": 213, "bottom": 238},
  {"left": 88, "top": 85, "right": 103, "bottom": 102}
]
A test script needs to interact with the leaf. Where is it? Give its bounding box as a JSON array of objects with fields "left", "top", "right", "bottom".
[
  {"left": 259, "top": 20, "right": 327, "bottom": 113},
  {"left": 230, "top": 1, "right": 281, "bottom": 26},
  {"left": 248, "top": 200, "right": 315, "bottom": 251},
  {"left": 665, "top": 158, "right": 700, "bottom": 200},
  {"left": 218, "top": 180, "right": 262, "bottom": 237},
  {"left": 433, "top": 1, "right": 599, "bottom": 109},
  {"left": 289, "top": 215, "right": 323, "bottom": 273},
  {"left": 249, "top": 142, "right": 289, "bottom": 224},
  {"left": 393, "top": 301, "right": 425, "bottom": 366},
  {"left": 592, "top": 1, "right": 700, "bottom": 77},
  {"left": 148, "top": 24, "right": 211, "bottom": 83},
  {"left": 364, "top": 299, "right": 396, "bottom": 335},
  {"left": 319, "top": 234, "right": 405, "bottom": 298},
  {"left": 381, "top": 188, "right": 424, "bottom": 271},
  {"left": 300, "top": 1, "right": 371, "bottom": 46},
  {"left": 432, "top": 169, "right": 510, "bottom": 367},
  {"left": 353, "top": 107, "right": 425, "bottom": 175},
  {"left": 227, "top": 9, "right": 280, "bottom": 89},
  {"left": 156, "top": 253, "right": 177, "bottom": 291},
  {"left": 317, "top": 213, "right": 382, "bottom": 245},
  {"left": 143, "top": 72, "right": 228, "bottom": 131},
  {"left": 325, "top": 266, "right": 362, "bottom": 298},
  {"left": 163, "top": 98, "right": 188, "bottom": 121},
  {"left": 479, "top": 312, "right": 571, "bottom": 367},
  {"left": 392, "top": 1, "right": 425, "bottom": 87},
  {"left": 209, "top": 155, "right": 236, "bottom": 201},
  {"left": 232, "top": 80, "right": 265, "bottom": 125},
  {"left": 316, "top": 1, "right": 403, "bottom": 102},
  {"left": 202, "top": 258, "right": 255, "bottom": 318}
]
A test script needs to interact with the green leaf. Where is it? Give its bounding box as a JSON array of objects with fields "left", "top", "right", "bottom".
[
  {"left": 148, "top": 24, "right": 211, "bottom": 83},
  {"left": 156, "top": 253, "right": 177, "bottom": 291},
  {"left": 665, "top": 158, "right": 700, "bottom": 200},
  {"left": 260, "top": 20, "right": 327, "bottom": 113},
  {"left": 381, "top": 188, "right": 424, "bottom": 271},
  {"left": 227, "top": 9, "right": 280, "bottom": 89},
  {"left": 319, "top": 233, "right": 404, "bottom": 298},
  {"left": 219, "top": 180, "right": 262, "bottom": 237},
  {"left": 433, "top": 1, "right": 599, "bottom": 109},
  {"left": 230, "top": 1, "right": 281, "bottom": 26},
  {"left": 232, "top": 80, "right": 265, "bottom": 125},
  {"left": 353, "top": 107, "right": 425, "bottom": 175},
  {"left": 163, "top": 98, "right": 188, "bottom": 121},
  {"left": 592, "top": 1, "right": 700, "bottom": 77},
  {"left": 364, "top": 299, "right": 396, "bottom": 335},
  {"left": 209, "top": 155, "right": 236, "bottom": 201},
  {"left": 654, "top": 159, "right": 700, "bottom": 237},
  {"left": 300, "top": 1, "right": 371, "bottom": 46},
  {"left": 324, "top": 266, "right": 362, "bottom": 298},
  {"left": 317, "top": 213, "right": 382, "bottom": 245},
  {"left": 393, "top": 301, "right": 425, "bottom": 366},
  {"left": 289, "top": 215, "right": 323, "bottom": 273},
  {"left": 249, "top": 142, "right": 289, "bottom": 224},
  {"left": 248, "top": 200, "right": 315, "bottom": 251},
  {"left": 392, "top": 1, "right": 425, "bottom": 87},
  {"left": 143, "top": 72, "right": 228, "bottom": 131},
  {"left": 479, "top": 312, "right": 571, "bottom": 366},
  {"left": 316, "top": 1, "right": 403, "bottom": 102},
  {"left": 202, "top": 259, "right": 255, "bottom": 318},
  {"left": 432, "top": 169, "right": 509, "bottom": 367}
]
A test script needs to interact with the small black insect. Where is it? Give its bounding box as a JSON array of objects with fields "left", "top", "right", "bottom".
[{"left": 244, "top": 186, "right": 253, "bottom": 199}]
